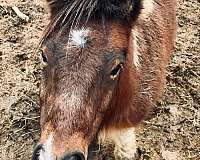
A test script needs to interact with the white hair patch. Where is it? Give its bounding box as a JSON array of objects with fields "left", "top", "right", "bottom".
[
  {"left": 39, "top": 134, "right": 54, "bottom": 160},
  {"left": 99, "top": 128, "right": 137, "bottom": 159},
  {"left": 68, "top": 28, "right": 90, "bottom": 48},
  {"left": 65, "top": 92, "right": 83, "bottom": 110},
  {"left": 140, "top": 0, "right": 154, "bottom": 20}
]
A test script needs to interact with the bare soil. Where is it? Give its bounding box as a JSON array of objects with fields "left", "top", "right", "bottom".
[{"left": 0, "top": 0, "right": 199, "bottom": 160}]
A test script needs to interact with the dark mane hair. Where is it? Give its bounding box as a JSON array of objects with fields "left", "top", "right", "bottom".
[{"left": 41, "top": 0, "right": 141, "bottom": 44}]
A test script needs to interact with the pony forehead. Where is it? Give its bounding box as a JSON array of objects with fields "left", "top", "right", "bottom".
[{"left": 41, "top": 0, "right": 142, "bottom": 44}]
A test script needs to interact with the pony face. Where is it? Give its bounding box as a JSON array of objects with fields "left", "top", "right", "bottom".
[
  {"left": 35, "top": 19, "right": 139, "bottom": 159},
  {"left": 32, "top": 0, "right": 177, "bottom": 159}
]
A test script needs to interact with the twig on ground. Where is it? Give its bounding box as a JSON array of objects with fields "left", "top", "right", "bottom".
[{"left": 11, "top": 6, "right": 29, "bottom": 22}]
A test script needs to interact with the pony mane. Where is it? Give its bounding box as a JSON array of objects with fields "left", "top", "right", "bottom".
[{"left": 41, "top": 0, "right": 141, "bottom": 44}]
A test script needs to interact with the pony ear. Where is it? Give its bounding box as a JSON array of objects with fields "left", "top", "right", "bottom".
[
  {"left": 129, "top": 0, "right": 142, "bottom": 20},
  {"left": 46, "top": 0, "right": 67, "bottom": 18}
]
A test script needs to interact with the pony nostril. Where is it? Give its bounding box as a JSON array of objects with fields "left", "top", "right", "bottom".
[
  {"left": 32, "top": 144, "right": 43, "bottom": 160},
  {"left": 68, "top": 155, "right": 82, "bottom": 160},
  {"left": 63, "top": 151, "right": 85, "bottom": 160}
]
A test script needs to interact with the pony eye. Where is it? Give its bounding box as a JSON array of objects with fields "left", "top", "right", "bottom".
[
  {"left": 41, "top": 51, "right": 48, "bottom": 63},
  {"left": 110, "top": 63, "right": 123, "bottom": 80},
  {"left": 39, "top": 49, "right": 48, "bottom": 63}
]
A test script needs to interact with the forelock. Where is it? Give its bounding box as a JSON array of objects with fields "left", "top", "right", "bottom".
[{"left": 41, "top": 0, "right": 142, "bottom": 44}]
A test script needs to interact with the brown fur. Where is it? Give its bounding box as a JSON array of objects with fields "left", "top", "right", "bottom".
[{"left": 33, "top": 0, "right": 177, "bottom": 159}]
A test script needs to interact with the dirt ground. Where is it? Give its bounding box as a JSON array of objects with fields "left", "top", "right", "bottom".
[{"left": 0, "top": 0, "right": 199, "bottom": 160}]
